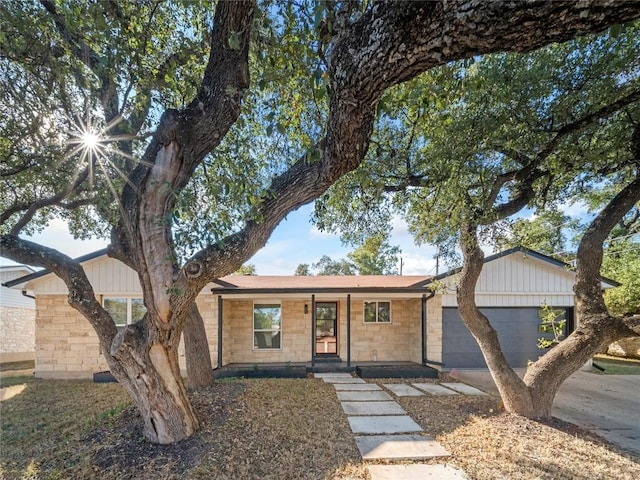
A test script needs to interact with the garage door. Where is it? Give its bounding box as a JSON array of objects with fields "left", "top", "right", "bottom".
[{"left": 442, "top": 307, "right": 568, "bottom": 369}]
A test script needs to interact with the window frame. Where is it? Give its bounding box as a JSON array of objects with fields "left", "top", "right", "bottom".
[
  {"left": 252, "top": 301, "right": 282, "bottom": 350},
  {"left": 363, "top": 300, "right": 392, "bottom": 324},
  {"left": 102, "top": 296, "right": 146, "bottom": 327}
]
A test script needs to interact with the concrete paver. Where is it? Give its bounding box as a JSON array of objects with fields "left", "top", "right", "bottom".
[
  {"left": 383, "top": 384, "right": 424, "bottom": 396},
  {"left": 322, "top": 376, "right": 366, "bottom": 384},
  {"left": 454, "top": 369, "right": 640, "bottom": 456},
  {"left": 333, "top": 383, "right": 382, "bottom": 391},
  {"left": 314, "top": 373, "right": 353, "bottom": 378},
  {"left": 440, "top": 382, "right": 487, "bottom": 396},
  {"left": 412, "top": 383, "right": 460, "bottom": 395},
  {"left": 348, "top": 415, "right": 423, "bottom": 434},
  {"left": 355, "top": 434, "right": 450, "bottom": 460},
  {"left": 367, "top": 464, "right": 469, "bottom": 480},
  {"left": 341, "top": 401, "right": 406, "bottom": 416},
  {"left": 337, "top": 390, "right": 393, "bottom": 401}
]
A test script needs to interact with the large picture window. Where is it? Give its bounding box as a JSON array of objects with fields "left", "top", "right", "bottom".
[
  {"left": 253, "top": 303, "right": 281, "bottom": 349},
  {"left": 363, "top": 301, "right": 391, "bottom": 323},
  {"left": 103, "top": 297, "right": 146, "bottom": 326}
]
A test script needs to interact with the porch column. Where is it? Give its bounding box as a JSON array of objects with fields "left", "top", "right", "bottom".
[
  {"left": 311, "top": 294, "right": 316, "bottom": 367},
  {"left": 421, "top": 293, "right": 427, "bottom": 365},
  {"left": 217, "top": 295, "right": 223, "bottom": 368}
]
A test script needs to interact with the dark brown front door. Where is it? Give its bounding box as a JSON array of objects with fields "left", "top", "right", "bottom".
[{"left": 315, "top": 302, "right": 338, "bottom": 355}]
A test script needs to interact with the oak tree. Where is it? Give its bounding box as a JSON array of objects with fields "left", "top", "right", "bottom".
[{"left": 2, "top": 1, "right": 639, "bottom": 443}]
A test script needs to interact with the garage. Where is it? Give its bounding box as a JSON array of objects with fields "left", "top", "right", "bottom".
[
  {"left": 442, "top": 306, "right": 570, "bottom": 369},
  {"left": 429, "top": 247, "right": 607, "bottom": 371}
]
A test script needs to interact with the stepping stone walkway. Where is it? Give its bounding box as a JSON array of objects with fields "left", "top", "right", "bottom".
[
  {"left": 412, "top": 383, "right": 460, "bottom": 396},
  {"left": 368, "top": 464, "right": 470, "bottom": 480},
  {"left": 383, "top": 383, "right": 425, "bottom": 397},
  {"left": 317, "top": 373, "right": 472, "bottom": 479},
  {"left": 440, "top": 382, "right": 488, "bottom": 396}
]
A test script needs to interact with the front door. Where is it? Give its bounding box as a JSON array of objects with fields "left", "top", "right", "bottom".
[{"left": 315, "top": 302, "right": 338, "bottom": 355}]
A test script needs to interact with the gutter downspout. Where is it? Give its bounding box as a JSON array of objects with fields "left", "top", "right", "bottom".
[{"left": 22, "top": 290, "right": 36, "bottom": 300}]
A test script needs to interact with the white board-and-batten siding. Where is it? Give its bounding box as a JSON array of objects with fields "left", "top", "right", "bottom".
[
  {"left": 30, "top": 257, "right": 142, "bottom": 295},
  {"left": 1, "top": 268, "right": 36, "bottom": 309},
  {"left": 441, "top": 252, "right": 576, "bottom": 308}
]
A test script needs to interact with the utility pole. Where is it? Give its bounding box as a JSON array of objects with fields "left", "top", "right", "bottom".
[{"left": 399, "top": 257, "right": 403, "bottom": 275}]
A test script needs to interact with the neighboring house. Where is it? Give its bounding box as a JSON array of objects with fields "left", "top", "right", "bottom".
[
  {"left": 3, "top": 247, "right": 618, "bottom": 378},
  {"left": 0, "top": 265, "right": 36, "bottom": 363}
]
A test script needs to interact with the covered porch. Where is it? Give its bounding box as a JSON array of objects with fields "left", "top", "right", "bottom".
[{"left": 210, "top": 274, "right": 442, "bottom": 371}]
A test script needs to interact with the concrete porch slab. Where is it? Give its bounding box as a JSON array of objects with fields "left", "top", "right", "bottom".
[
  {"left": 367, "top": 464, "right": 469, "bottom": 480},
  {"left": 341, "top": 401, "right": 406, "bottom": 416},
  {"left": 440, "top": 382, "right": 488, "bottom": 396},
  {"left": 412, "top": 383, "right": 460, "bottom": 395},
  {"left": 348, "top": 415, "right": 423, "bottom": 434},
  {"left": 333, "top": 383, "right": 382, "bottom": 391},
  {"left": 337, "top": 390, "right": 392, "bottom": 401},
  {"left": 355, "top": 434, "right": 450, "bottom": 460},
  {"left": 383, "top": 384, "right": 425, "bottom": 396}
]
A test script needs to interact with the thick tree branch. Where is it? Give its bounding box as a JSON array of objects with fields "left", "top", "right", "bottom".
[{"left": 0, "top": 235, "right": 117, "bottom": 344}]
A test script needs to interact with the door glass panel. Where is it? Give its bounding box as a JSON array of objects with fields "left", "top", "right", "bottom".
[{"left": 315, "top": 302, "right": 337, "bottom": 354}]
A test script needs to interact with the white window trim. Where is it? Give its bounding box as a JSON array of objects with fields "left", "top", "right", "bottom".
[
  {"left": 252, "top": 301, "right": 282, "bottom": 351},
  {"left": 363, "top": 300, "right": 392, "bottom": 324},
  {"left": 102, "top": 296, "right": 144, "bottom": 326}
]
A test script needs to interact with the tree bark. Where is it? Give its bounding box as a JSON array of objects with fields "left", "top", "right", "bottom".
[
  {"left": 457, "top": 171, "right": 640, "bottom": 418},
  {"left": 107, "top": 316, "right": 199, "bottom": 443},
  {"left": 184, "top": 303, "right": 214, "bottom": 389},
  {"left": 457, "top": 225, "right": 535, "bottom": 416}
]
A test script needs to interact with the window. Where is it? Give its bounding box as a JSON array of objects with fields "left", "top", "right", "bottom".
[
  {"left": 253, "top": 303, "right": 281, "bottom": 349},
  {"left": 103, "top": 297, "right": 146, "bottom": 326},
  {"left": 363, "top": 301, "right": 391, "bottom": 323}
]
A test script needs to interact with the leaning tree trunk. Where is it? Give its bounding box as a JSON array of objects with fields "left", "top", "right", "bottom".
[
  {"left": 184, "top": 303, "right": 214, "bottom": 389},
  {"left": 457, "top": 171, "right": 640, "bottom": 418},
  {"left": 457, "top": 226, "right": 537, "bottom": 415},
  {"left": 106, "top": 314, "right": 199, "bottom": 444}
]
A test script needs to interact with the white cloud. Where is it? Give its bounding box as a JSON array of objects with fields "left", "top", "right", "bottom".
[
  {"left": 390, "top": 214, "right": 411, "bottom": 240},
  {"left": 399, "top": 253, "right": 437, "bottom": 276},
  {"left": 557, "top": 199, "right": 591, "bottom": 218},
  {"left": 308, "top": 225, "right": 339, "bottom": 238}
]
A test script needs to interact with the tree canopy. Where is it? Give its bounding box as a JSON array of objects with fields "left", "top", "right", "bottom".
[{"left": 2, "top": 0, "right": 639, "bottom": 443}]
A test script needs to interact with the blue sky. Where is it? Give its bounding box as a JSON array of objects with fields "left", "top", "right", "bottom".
[{"left": 0, "top": 203, "right": 440, "bottom": 276}]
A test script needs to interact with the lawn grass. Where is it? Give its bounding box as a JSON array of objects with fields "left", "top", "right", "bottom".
[
  {"left": 1, "top": 376, "right": 639, "bottom": 479},
  {"left": 593, "top": 355, "right": 640, "bottom": 375}
]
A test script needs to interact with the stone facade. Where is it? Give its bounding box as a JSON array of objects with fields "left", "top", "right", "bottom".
[
  {"left": 33, "top": 295, "right": 221, "bottom": 379},
  {"left": 216, "top": 297, "right": 441, "bottom": 365},
  {"left": 220, "top": 299, "right": 312, "bottom": 364},
  {"left": 32, "top": 293, "right": 441, "bottom": 378},
  {"left": 0, "top": 305, "right": 36, "bottom": 362}
]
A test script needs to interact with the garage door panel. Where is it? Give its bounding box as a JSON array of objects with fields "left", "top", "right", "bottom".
[{"left": 442, "top": 307, "right": 550, "bottom": 369}]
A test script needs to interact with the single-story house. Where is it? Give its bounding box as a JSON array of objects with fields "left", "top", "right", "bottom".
[
  {"left": 0, "top": 265, "right": 36, "bottom": 363},
  {"left": 4, "top": 247, "right": 618, "bottom": 378}
]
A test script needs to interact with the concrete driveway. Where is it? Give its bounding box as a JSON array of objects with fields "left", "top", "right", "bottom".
[{"left": 454, "top": 369, "right": 640, "bottom": 456}]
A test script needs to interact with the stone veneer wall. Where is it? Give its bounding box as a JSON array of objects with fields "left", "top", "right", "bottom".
[
  {"left": 218, "top": 297, "right": 441, "bottom": 365},
  {"left": 34, "top": 294, "right": 220, "bottom": 379},
  {"left": 222, "top": 299, "right": 312, "bottom": 364},
  {"left": 425, "top": 294, "right": 443, "bottom": 367},
  {"left": 33, "top": 293, "right": 443, "bottom": 377},
  {"left": 35, "top": 295, "right": 107, "bottom": 378},
  {"left": 348, "top": 299, "right": 426, "bottom": 364},
  {"left": 0, "top": 306, "right": 36, "bottom": 362}
]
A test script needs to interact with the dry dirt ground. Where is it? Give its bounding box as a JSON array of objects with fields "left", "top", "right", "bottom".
[{"left": 1, "top": 375, "right": 639, "bottom": 479}]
